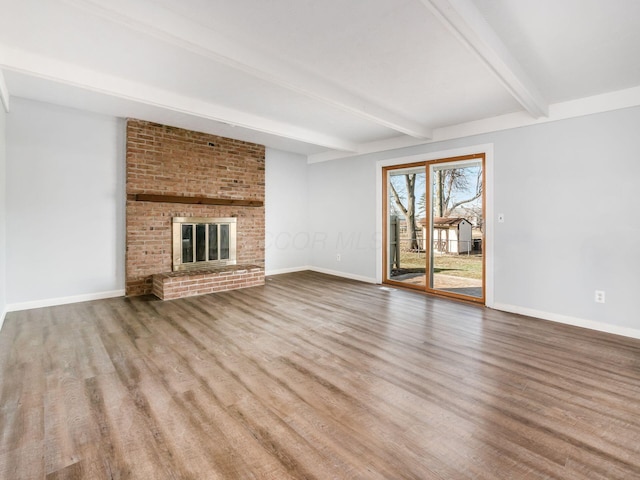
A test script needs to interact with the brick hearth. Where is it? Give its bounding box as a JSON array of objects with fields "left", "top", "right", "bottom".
[{"left": 152, "top": 265, "right": 264, "bottom": 300}]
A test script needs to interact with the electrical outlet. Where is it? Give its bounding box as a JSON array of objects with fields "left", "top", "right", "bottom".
[
  {"left": 595, "top": 290, "right": 605, "bottom": 303},
  {"left": 336, "top": 253, "right": 341, "bottom": 262}
]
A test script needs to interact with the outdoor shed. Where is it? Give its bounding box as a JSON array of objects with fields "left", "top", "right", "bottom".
[{"left": 427, "top": 217, "right": 473, "bottom": 254}]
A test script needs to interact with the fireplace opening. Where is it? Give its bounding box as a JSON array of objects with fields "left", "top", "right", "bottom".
[{"left": 172, "top": 217, "right": 237, "bottom": 271}]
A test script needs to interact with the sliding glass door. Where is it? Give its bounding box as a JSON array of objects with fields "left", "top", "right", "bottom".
[
  {"left": 383, "top": 154, "right": 485, "bottom": 303},
  {"left": 385, "top": 164, "right": 427, "bottom": 287}
]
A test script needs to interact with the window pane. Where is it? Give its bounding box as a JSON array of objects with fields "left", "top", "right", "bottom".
[
  {"left": 209, "top": 224, "right": 218, "bottom": 260},
  {"left": 182, "top": 224, "right": 193, "bottom": 263},
  {"left": 220, "top": 224, "right": 230, "bottom": 260},
  {"left": 429, "top": 162, "right": 483, "bottom": 299},
  {"left": 387, "top": 168, "right": 426, "bottom": 287},
  {"left": 196, "top": 224, "right": 207, "bottom": 262}
]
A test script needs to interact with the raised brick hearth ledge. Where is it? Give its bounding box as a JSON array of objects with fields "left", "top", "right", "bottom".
[{"left": 152, "top": 265, "right": 264, "bottom": 300}]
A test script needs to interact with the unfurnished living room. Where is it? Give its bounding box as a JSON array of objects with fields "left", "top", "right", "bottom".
[{"left": 1, "top": 1, "right": 639, "bottom": 479}]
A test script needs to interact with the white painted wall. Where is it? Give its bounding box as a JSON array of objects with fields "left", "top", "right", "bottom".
[
  {"left": 308, "top": 107, "right": 640, "bottom": 336},
  {"left": 490, "top": 108, "right": 640, "bottom": 336},
  {"left": 6, "top": 98, "right": 125, "bottom": 308},
  {"left": 0, "top": 101, "right": 6, "bottom": 327},
  {"left": 265, "top": 148, "right": 310, "bottom": 274},
  {"left": 308, "top": 155, "right": 378, "bottom": 282}
]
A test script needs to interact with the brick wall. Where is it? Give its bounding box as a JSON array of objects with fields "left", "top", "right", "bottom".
[{"left": 126, "top": 119, "right": 265, "bottom": 296}]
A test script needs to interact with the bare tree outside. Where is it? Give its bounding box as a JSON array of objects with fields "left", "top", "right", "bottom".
[
  {"left": 431, "top": 167, "right": 482, "bottom": 218},
  {"left": 389, "top": 173, "right": 422, "bottom": 251},
  {"left": 389, "top": 167, "right": 481, "bottom": 252}
]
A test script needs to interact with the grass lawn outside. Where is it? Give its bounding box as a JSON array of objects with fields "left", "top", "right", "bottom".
[{"left": 398, "top": 251, "right": 483, "bottom": 280}]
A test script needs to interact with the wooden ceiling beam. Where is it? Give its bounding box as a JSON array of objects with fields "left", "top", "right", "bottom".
[
  {"left": 62, "top": 0, "right": 433, "bottom": 140},
  {"left": 0, "top": 46, "right": 358, "bottom": 152},
  {"left": 419, "top": 0, "right": 549, "bottom": 118}
]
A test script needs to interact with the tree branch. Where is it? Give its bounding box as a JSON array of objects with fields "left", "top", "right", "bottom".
[
  {"left": 446, "top": 191, "right": 482, "bottom": 216},
  {"left": 389, "top": 182, "right": 408, "bottom": 216}
]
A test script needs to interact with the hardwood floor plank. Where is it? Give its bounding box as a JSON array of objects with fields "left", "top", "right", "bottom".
[
  {"left": 43, "top": 374, "right": 86, "bottom": 474},
  {"left": 90, "top": 371, "right": 183, "bottom": 479},
  {"left": 0, "top": 442, "right": 45, "bottom": 480},
  {"left": 1, "top": 271, "right": 640, "bottom": 479}
]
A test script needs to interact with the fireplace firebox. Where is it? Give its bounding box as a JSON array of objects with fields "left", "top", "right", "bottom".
[{"left": 172, "top": 217, "right": 237, "bottom": 271}]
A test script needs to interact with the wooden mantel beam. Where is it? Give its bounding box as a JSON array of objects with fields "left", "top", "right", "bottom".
[{"left": 132, "top": 194, "right": 264, "bottom": 207}]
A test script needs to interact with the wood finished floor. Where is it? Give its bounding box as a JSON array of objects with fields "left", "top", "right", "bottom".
[{"left": 1, "top": 271, "right": 640, "bottom": 479}]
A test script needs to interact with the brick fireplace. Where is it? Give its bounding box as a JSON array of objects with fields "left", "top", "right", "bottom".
[{"left": 125, "top": 119, "right": 265, "bottom": 298}]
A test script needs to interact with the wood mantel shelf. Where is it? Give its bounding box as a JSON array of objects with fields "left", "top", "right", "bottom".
[{"left": 131, "top": 194, "right": 264, "bottom": 207}]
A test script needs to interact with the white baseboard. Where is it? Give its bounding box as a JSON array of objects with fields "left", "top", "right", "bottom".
[
  {"left": 6, "top": 289, "right": 126, "bottom": 313},
  {"left": 308, "top": 266, "right": 378, "bottom": 284},
  {"left": 265, "top": 265, "right": 311, "bottom": 276},
  {"left": 493, "top": 302, "right": 640, "bottom": 340}
]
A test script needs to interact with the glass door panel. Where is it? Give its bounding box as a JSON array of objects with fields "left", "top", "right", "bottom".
[
  {"left": 386, "top": 166, "right": 427, "bottom": 288},
  {"left": 428, "top": 161, "right": 484, "bottom": 300}
]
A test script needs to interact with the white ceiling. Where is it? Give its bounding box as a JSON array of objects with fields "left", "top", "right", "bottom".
[{"left": 1, "top": 0, "right": 640, "bottom": 161}]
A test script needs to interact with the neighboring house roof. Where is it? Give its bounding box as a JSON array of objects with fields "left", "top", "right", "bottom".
[
  {"left": 433, "top": 217, "right": 469, "bottom": 228},
  {"left": 407, "top": 217, "right": 471, "bottom": 228}
]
